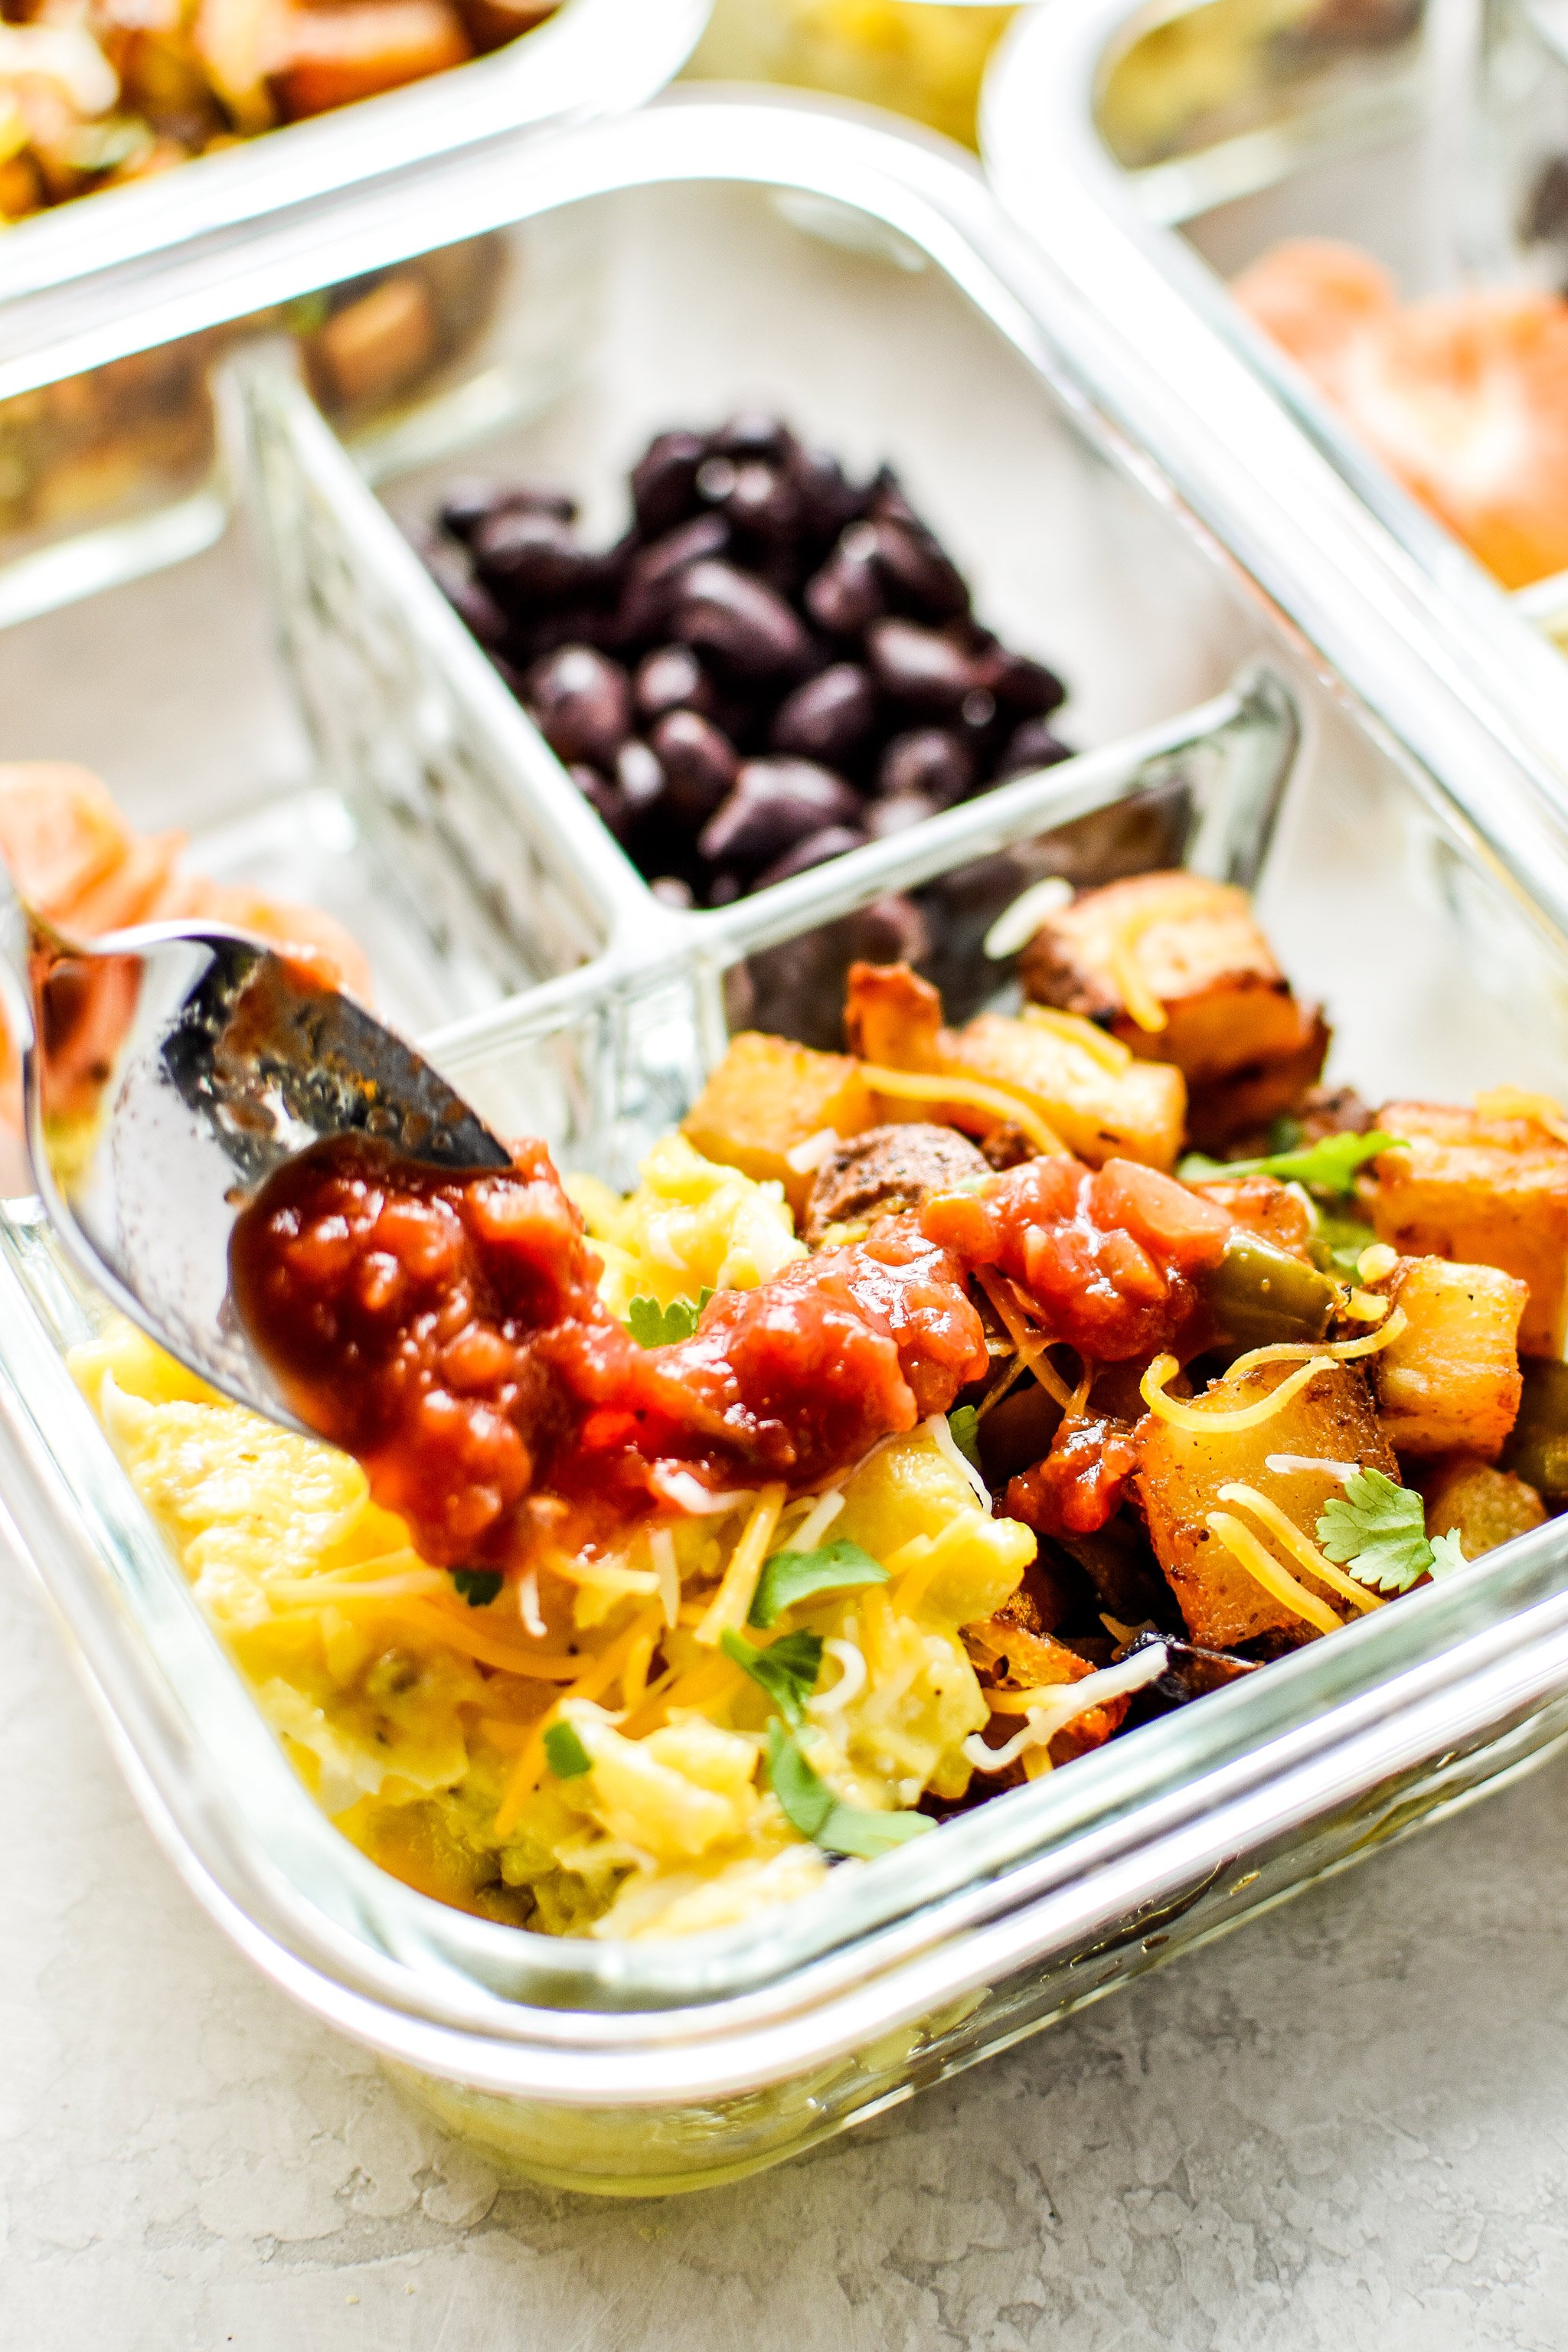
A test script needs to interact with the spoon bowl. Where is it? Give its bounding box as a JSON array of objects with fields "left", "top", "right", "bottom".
[{"left": 0, "top": 876, "right": 508, "bottom": 1429}]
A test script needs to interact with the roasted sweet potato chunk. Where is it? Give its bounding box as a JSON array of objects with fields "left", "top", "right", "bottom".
[
  {"left": 1132, "top": 1359, "right": 1397, "bottom": 1647},
  {"left": 1368, "top": 1100, "right": 1568, "bottom": 1356},
  {"left": 1019, "top": 872, "right": 1327, "bottom": 1148},
  {"left": 681, "top": 1031, "right": 875, "bottom": 1216},
  {"left": 842, "top": 962, "right": 1186, "bottom": 1171},
  {"left": 1365, "top": 1255, "right": 1525, "bottom": 1459},
  {"left": 1423, "top": 1455, "right": 1547, "bottom": 1560}
]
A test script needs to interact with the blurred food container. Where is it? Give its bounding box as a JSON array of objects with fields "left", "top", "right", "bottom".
[
  {"left": 8, "top": 91, "right": 1568, "bottom": 2194},
  {"left": 982, "top": 0, "right": 1568, "bottom": 764},
  {"left": 0, "top": 0, "right": 710, "bottom": 626},
  {"left": 685, "top": 0, "right": 1017, "bottom": 147}
]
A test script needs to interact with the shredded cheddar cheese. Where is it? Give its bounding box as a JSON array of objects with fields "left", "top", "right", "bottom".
[
  {"left": 1141, "top": 1352, "right": 1335, "bottom": 1432},
  {"left": 1214, "top": 1484, "right": 1383, "bottom": 1615},
  {"left": 1204, "top": 1511, "right": 1341, "bottom": 1635},
  {"left": 854, "top": 1062, "right": 1069, "bottom": 1157}
]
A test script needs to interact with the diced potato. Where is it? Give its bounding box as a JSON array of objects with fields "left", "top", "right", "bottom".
[
  {"left": 843, "top": 959, "right": 945, "bottom": 1072},
  {"left": 267, "top": 0, "right": 472, "bottom": 120},
  {"left": 1423, "top": 1455, "right": 1547, "bottom": 1560},
  {"left": 1366, "top": 1256, "right": 1525, "bottom": 1459},
  {"left": 457, "top": 0, "right": 554, "bottom": 51},
  {"left": 1184, "top": 1008, "right": 1331, "bottom": 1150},
  {"left": 1132, "top": 1360, "right": 1398, "bottom": 1648},
  {"left": 1018, "top": 871, "right": 1326, "bottom": 1093},
  {"left": 946, "top": 1011, "right": 1187, "bottom": 1171},
  {"left": 1369, "top": 1101, "right": 1568, "bottom": 1357},
  {"left": 682, "top": 1031, "right": 875, "bottom": 1216}
]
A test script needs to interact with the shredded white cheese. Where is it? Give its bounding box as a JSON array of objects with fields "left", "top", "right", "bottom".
[
  {"left": 925, "top": 1411, "right": 991, "bottom": 1509},
  {"left": 962, "top": 1643, "right": 1168, "bottom": 1774}
]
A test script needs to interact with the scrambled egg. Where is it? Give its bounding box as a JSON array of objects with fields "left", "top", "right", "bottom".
[{"left": 73, "top": 1142, "right": 1037, "bottom": 1941}]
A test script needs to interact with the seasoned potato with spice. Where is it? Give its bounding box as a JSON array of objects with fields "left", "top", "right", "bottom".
[
  {"left": 1018, "top": 872, "right": 1327, "bottom": 1145},
  {"left": 682, "top": 1031, "right": 876, "bottom": 1215},
  {"left": 1423, "top": 1456, "right": 1547, "bottom": 1560},
  {"left": 1133, "top": 1360, "right": 1398, "bottom": 1647},
  {"left": 1368, "top": 1101, "right": 1568, "bottom": 1356},
  {"left": 1364, "top": 1256, "right": 1526, "bottom": 1459},
  {"left": 842, "top": 961, "right": 1187, "bottom": 1171}
]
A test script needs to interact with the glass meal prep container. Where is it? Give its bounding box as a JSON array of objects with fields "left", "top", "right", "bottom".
[
  {"left": 0, "top": 0, "right": 710, "bottom": 630},
  {"left": 981, "top": 0, "right": 1568, "bottom": 767},
  {"left": 9, "top": 91, "right": 1568, "bottom": 2196}
]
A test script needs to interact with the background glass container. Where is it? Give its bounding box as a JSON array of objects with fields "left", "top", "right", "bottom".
[
  {"left": 0, "top": 0, "right": 710, "bottom": 629},
  {"left": 684, "top": 0, "right": 1017, "bottom": 147},
  {"left": 8, "top": 93, "right": 1568, "bottom": 2194},
  {"left": 982, "top": 0, "right": 1568, "bottom": 745}
]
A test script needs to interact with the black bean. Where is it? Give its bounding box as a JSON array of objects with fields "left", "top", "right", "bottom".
[
  {"left": 633, "top": 645, "right": 714, "bottom": 724},
  {"left": 753, "top": 823, "right": 869, "bottom": 890},
  {"left": 617, "top": 514, "right": 730, "bottom": 640},
  {"left": 648, "top": 710, "right": 738, "bottom": 827},
  {"left": 440, "top": 478, "right": 577, "bottom": 541},
  {"left": 567, "top": 763, "right": 630, "bottom": 842},
  {"left": 865, "top": 618, "right": 978, "bottom": 716},
  {"left": 420, "top": 537, "right": 509, "bottom": 648},
  {"left": 877, "top": 727, "right": 974, "bottom": 805},
  {"left": 870, "top": 518, "right": 970, "bottom": 624},
  {"left": 960, "top": 688, "right": 997, "bottom": 730},
  {"left": 631, "top": 430, "right": 709, "bottom": 536},
  {"left": 707, "top": 871, "right": 744, "bottom": 908},
  {"left": 698, "top": 757, "right": 861, "bottom": 868},
  {"left": 695, "top": 456, "right": 739, "bottom": 505},
  {"left": 865, "top": 790, "right": 939, "bottom": 838},
  {"left": 615, "top": 738, "right": 666, "bottom": 817},
  {"left": 865, "top": 464, "right": 919, "bottom": 526},
  {"left": 651, "top": 876, "right": 695, "bottom": 910},
  {"left": 672, "top": 561, "right": 812, "bottom": 680},
  {"left": 473, "top": 511, "right": 608, "bottom": 608},
  {"left": 977, "top": 646, "right": 1067, "bottom": 718},
  {"left": 716, "top": 411, "right": 794, "bottom": 463},
  {"left": 523, "top": 645, "right": 632, "bottom": 768},
  {"left": 995, "top": 717, "right": 1073, "bottom": 779},
  {"left": 769, "top": 663, "right": 877, "bottom": 764},
  {"left": 789, "top": 446, "right": 864, "bottom": 547},
  {"left": 805, "top": 534, "right": 884, "bottom": 637}
]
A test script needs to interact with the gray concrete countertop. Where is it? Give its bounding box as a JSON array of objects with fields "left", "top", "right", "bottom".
[{"left": 6, "top": 1548, "right": 1568, "bottom": 2352}]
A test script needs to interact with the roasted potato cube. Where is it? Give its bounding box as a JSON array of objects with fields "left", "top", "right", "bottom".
[
  {"left": 1423, "top": 1455, "right": 1547, "bottom": 1560},
  {"left": 268, "top": 0, "right": 472, "bottom": 119},
  {"left": 457, "top": 0, "right": 554, "bottom": 51},
  {"left": 1365, "top": 1255, "right": 1525, "bottom": 1458},
  {"left": 1019, "top": 871, "right": 1325, "bottom": 1088},
  {"left": 1133, "top": 1360, "right": 1397, "bottom": 1647},
  {"left": 681, "top": 1031, "right": 875, "bottom": 1216},
  {"left": 1184, "top": 1007, "right": 1331, "bottom": 1151},
  {"left": 844, "top": 960, "right": 944, "bottom": 1072},
  {"left": 1368, "top": 1101, "right": 1568, "bottom": 1357},
  {"left": 947, "top": 1011, "right": 1187, "bottom": 1172}
]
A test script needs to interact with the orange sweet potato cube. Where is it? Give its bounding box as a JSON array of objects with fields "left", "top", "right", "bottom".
[{"left": 1369, "top": 1102, "right": 1568, "bottom": 1357}]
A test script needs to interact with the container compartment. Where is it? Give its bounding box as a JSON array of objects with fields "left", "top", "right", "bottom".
[
  {"left": 982, "top": 0, "right": 1568, "bottom": 698},
  {"left": 8, "top": 95, "right": 1568, "bottom": 2193},
  {"left": 0, "top": 0, "right": 708, "bottom": 627}
]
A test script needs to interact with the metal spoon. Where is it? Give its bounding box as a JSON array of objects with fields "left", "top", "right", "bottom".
[{"left": 0, "top": 871, "right": 508, "bottom": 1430}]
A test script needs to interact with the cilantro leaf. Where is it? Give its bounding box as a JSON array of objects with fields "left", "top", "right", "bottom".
[
  {"left": 722, "top": 1628, "right": 824, "bottom": 1724},
  {"left": 948, "top": 1404, "right": 982, "bottom": 1470},
  {"left": 765, "top": 1723, "right": 933, "bottom": 1858},
  {"left": 1179, "top": 1130, "right": 1405, "bottom": 1197},
  {"left": 451, "top": 1568, "right": 502, "bottom": 1608},
  {"left": 1316, "top": 1467, "right": 1454, "bottom": 1595},
  {"left": 626, "top": 1289, "right": 714, "bottom": 1347},
  {"left": 748, "top": 1539, "right": 889, "bottom": 1629},
  {"left": 543, "top": 1721, "right": 592, "bottom": 1779},
  {"left": 1428, "top": 1529, "right": 1468, "bottom": 1578}
]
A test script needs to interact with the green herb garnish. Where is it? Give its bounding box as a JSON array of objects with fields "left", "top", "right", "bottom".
[
  {"left": 1179, "top": 1130, "right": 1404, "bottom": 1197},
  {"left": 451, "top": 1568, "right": 503, "bottom": 1608},
  {"left": 543, "top": 1721, "right": 593, "bottom": 1779},
  {"left": 947, "top": 1404, "right": 982, "bottom": 1470},
  {"left": 765, "top": 1723, "right": 933, "bottom": 1858},
  {"left": 721, "top": 1628, "right": 824, "bottom": 1725},
  {"left": 626, "top": 1289, "right": 714, "bottom": 1346},
  {"left": 749, "top": 1540, "right": 889, "bottom": 1629},
  {"left": 1316, "top": 1467, "right": 1468, "bottom": 1595}
]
